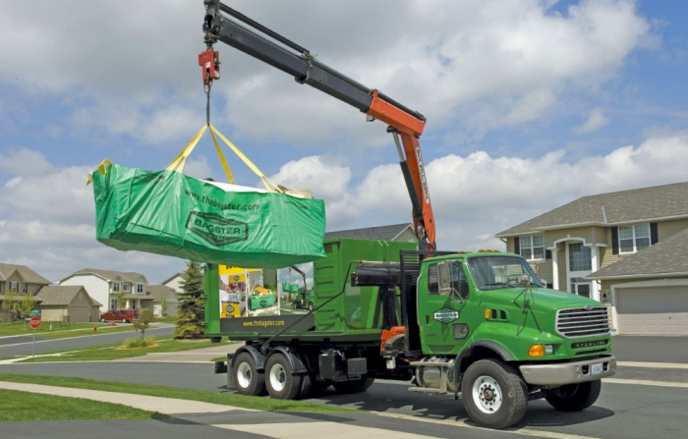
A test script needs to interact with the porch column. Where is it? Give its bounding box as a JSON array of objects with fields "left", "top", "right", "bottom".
[
  {"left": 551, "top": 246, "right": 559, "bottom": 291},
  {"left": 590, "top": 245, "right": 601, "bottom": 301}
]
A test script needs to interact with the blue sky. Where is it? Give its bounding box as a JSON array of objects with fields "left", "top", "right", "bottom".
[{"left": 1, "top": 0, "right": 687, "bottom": 283}]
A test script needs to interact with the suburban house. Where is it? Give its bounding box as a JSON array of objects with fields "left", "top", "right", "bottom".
[
  {"left": 161, "top": 272, "right": 184, "bottom": 293},
  {"left": 58, "top": 268, "right": 152, "bottom": 313},
  {"left": 0, "top": 263, "right": 51, "bottom": 320},
  {"left": 147, "top": 285, "right": 178, "bottom": 316},
  {"left": 496, "top": 181, "right": 688, "bottom": 336},
  {"left": 35, "top": 286, "right": 102, "bottom": 322}
]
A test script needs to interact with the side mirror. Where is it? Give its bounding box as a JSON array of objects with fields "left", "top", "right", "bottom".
[{"left": 437, "top": 262, "right": 452, "bottom": 296}]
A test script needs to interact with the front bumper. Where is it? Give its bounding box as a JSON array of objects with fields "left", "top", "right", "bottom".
[{"left": 519, "top": 355, "right": 616, "bottom": 386}]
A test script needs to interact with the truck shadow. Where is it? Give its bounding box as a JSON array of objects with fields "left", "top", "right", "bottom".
[{"left": 298, "top": 382, "right": 614, "bottom": 428}]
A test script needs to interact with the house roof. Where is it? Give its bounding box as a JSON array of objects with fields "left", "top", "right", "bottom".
[
  {"left": 497, "top": 181, "right": 688, "bottom": 237},
  {"left": 0, "top": 263, "right": 51, "bottom": 285},
  {"left": 63, "top": 268, "right": 149, "bottom": 284},
  {"left": 147, "top": 285, "right": 177, "bottom": 302},
  {"left": 325, "top": 223, "right": 414, "bottom": 241},
  {"left": 0, "top": 294, "right": 43, "bottom": 302},
  {"left": 35, "top": 286, "right": 102, "bottom": 307},
  {"left": 588, "top": 229, "right": 688, "bottom": 280},
  {"left": 122, "top": 293, "right": 154, "bottom": 301}
]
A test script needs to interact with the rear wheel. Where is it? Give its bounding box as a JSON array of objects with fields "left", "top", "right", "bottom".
[
  {"left": 546, "top": 380, "right": 601, "bottom": 411},
  {"left": 265, "top": 353, "right": 302, "bottom": 400},
  {"left": 121, "top": 318, "right": 127, "bottom": 323},
  {"left": 101, "top": 318, "right": 106, "bottom": 323},
  {"left": 333, "top": 377, "right": 374, "bottom": 394},
  {"left": 233, "top": 352, "right": 266, "bottom": 396},
  {"left": 461, "top": 359, "right": 527, "bottom": 429}
]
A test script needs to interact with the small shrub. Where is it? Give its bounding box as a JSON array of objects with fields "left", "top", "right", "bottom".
[{"left": 122, "top": 337, "right": 154, "bottom": 349}]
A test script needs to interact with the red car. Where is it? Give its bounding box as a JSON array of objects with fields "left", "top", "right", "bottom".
[{"left": 100, "top": 309, "right": 138, "bottom": 323}]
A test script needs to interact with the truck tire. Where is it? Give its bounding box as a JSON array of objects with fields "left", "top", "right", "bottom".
[
  {"left": 461, "top": 359, "right": 527, "bottom": 430},
  {"left": 308, "top": 302, "right": 314, "bottom": 312},
  {"left": 297, "top": 373, "right": 314, "bottom": 399},
  {"left": 265, "top": 353, "right": 302, "bottom": 400},
  {"left": 333, "top": 377, "right": 374, "bottom": 394},
  {"left": 545, "top": 380, "right": 601, "bottom": 411},
  {"left": 233, "top": 352, "right": 266, "bottom": 396}
]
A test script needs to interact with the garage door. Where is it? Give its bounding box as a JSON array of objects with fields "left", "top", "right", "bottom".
[
  {"left": 69, "top": 306, "right": 91, "bottom": 323},
  {"left": 616, "top": 286, "right": 688, "bottom": 335}
]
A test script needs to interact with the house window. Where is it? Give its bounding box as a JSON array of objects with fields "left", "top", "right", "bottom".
[
  {"left": 111, "top": 298, "right": 117, "bottom": 310},
  {"left": 9, "top": 282, "right": 18, "bottom": 292},
  {"left": 113, "top": 282, "right": 120, "bottom": 292},
  {"left": 520, "top": 235, "right": 545, "bottom": 261},
  {"left": 123, "top": 284, "right": 131, "bottom": 292},
  {"left": 568, "top": 243, "right": 592, "bottom": 271},
  {"left": 137, "top": 284, "right": 144, "bottom": 294},
  {"left": 618, "top": 224, "right": 650, "bottom": 254},
  {"left": 22, "top": 283, "right": 28, "bottom": 294}
]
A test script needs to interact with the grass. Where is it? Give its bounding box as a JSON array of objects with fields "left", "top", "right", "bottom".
[
  {"left": 16, "top": 337, "right": 217, "bottom": 363},
  {"left": 0, "top": 321, "right": 137, "bottom": 339},
  {"left": 0, "top": 388, "right": 168, "bottom": 422},
  {"left": 0, "top": 374, "right": 356, "bottom": 414}
]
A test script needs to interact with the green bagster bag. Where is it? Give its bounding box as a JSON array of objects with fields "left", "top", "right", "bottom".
[{"left": 91, "top": 163, "right": 326, "bottom": 269}]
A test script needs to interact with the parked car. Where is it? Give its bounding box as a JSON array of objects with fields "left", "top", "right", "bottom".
[{"left": 100, "top": 309, "right": 139, "bottom": 323}]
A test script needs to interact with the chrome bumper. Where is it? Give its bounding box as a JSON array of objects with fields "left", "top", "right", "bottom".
[{"left": 519, "top": 355, "right": 616, "bottom": 386}]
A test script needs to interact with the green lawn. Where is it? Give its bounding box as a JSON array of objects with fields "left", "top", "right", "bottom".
[
  {"left": 0, "top": 374, "right": 356, "bottom": 413},
  {"left": 16, "top": 337, "right": 217, "bottom": 363},
  {"left": 0, "top": 321, "right": 137, "bottom": 339},
  {"left": 0, "top": 388, "right": 168, "bottom": 422},
  {"left": 154, "top": 316, "right": 177, "bottom": 324}
]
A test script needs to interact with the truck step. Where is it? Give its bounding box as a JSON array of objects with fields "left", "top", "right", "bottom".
[
  {"left": 408, "top": 387, "right": 448, "bottom": 394},
  {"left": 409, "top": 361, "right": 451, "bottom": 368}
]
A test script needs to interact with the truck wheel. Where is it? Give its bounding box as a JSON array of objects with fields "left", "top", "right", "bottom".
[
  {"left": 545, "top": 380, "right": 601, "bottom": 411},
  {"left": 265, "top": 353, "right": 302, "bottom": 400},
  {"left": 297, "top": 373, "right": 314, "bottom": 399},
  {"left": 233, "top": 352, "right": 266, "bottom": 396},
  {"left": 461, "top": 359, "right": 527, "bottom": 430},
  {"left": 308, "top": 302, "right": 314, "bottom": 312},
  {"left": 333, "top": 377, "right": 374, "bottom": 394}
]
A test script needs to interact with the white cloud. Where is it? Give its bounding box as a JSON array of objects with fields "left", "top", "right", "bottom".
[
  {"left": 0, "top": 147, "right": 54, "bottom": 176},
  {"left": 0, "top": 0, "right": 652, "bottom": 145},
  {"left": 574, "top": 108, "right": 610, "bottom": 134}
]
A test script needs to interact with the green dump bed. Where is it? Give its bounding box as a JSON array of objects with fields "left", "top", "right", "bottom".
[{"left": 204, "top": 238, "right": 417, "bottom": 342}]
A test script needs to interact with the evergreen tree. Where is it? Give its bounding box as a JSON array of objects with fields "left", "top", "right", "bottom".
[{"left": 174, "top": 261, "right": 206, "bottom": 339}]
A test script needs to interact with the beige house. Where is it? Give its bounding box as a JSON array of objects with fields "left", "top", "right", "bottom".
[
  {"left": 36, "top": 286, "right": 102, "bottom": 322},
  {"left": 147, "top": 285, "right": 178, "bottom": 316},
  {"left": 496, "top": 181, "right": 688, "bottom": 336},
  {"left": 0, "top": 263, "right": 51, "bottom": 320}
]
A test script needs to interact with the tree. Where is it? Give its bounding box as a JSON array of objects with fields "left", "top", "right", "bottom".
[
  {"left": 2, "top": 289, "right": 18, "bottom": 324},
  {"left": 131, "top": 309, "right": 154, "bottom": 338},
  {"left": 18, "top": 294, "right": 36, "bottom": 329},
  {"left": 159, "top": 293, "right": 168, "bottom": 317},
  {"left": 116, "top": 291, "right": 126, "bottom": 309},
  {"left": 174, "top": 261, "right": 205, "bottom": 339}
]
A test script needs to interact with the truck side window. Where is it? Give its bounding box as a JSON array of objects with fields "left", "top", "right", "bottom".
[{"left": 427, "top": 264, "right": 439, "bottom": 295}]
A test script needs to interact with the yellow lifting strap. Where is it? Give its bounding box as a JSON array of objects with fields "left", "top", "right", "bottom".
[
  {"left": 209, "top": 127, "right": 236, "bottom": 184},
  {"left": 167, "top": 125, "right": 207, "bottom": 173},
  {"left": 209, "top": 124, "right": 283, "bottom": 193},
  {"left": 86, "top": 158, "right": 113, "bottom": 185}
]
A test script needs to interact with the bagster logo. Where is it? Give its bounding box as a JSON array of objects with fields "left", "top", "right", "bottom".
[
  {"left": 186, "top": 212, "right": 248, "bottom": 246},
  {"left": 433, "top": 307, "right": 459, "bottom": 324}
]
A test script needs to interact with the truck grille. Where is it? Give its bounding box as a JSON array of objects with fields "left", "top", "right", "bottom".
[{"left": 556, "top": 307, "right": 610, "bottom": 338}]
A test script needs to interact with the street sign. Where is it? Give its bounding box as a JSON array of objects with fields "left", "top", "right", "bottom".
[
  {"left": 29, "top": 317, "right": 41, "bottom": 329},
  {"left": 29, "top": 309, "right": 41, "bottom": 317}
]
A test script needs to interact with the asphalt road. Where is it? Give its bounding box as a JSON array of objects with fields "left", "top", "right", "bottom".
[
  {"left": 2, "top": 360, "right": 688, "bottom": 439},
  {"left": 612, "top": 335, "right": 688, "bottom": 363},
  {"left": 0, "top": 326, "right": 174, "bottom": 357}
]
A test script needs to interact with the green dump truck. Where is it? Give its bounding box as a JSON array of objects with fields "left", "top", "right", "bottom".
[{"left": 206, "top": 238, "right": 615, "bottom": 429}]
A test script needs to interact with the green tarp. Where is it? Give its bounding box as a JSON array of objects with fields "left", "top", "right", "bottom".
[{"left": 91, "top": 164, "right": 326, "bottom": 268}]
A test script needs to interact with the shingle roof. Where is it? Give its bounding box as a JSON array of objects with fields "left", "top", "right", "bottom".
[
  {"left": 588, "top": 229, "right": 688, "bottom": 279},
  {"left": 35, "top": 286, "right": 102, "bottom": 306},
  {"left": 67, "top": 268, "right": 148, "bottom": 284},
  {"left": 147, "top": 285, "right": 177, "bottom": 302},
  {"left": 122, "top": 293, "right": 154, "bottom": 301},
  {"left": 160, "top": 273, "right": 183, "bottom": 286},
  {"left": 497, "top": 181, "right": 688, "bottom": 237},
  {"left": 0, "top": 263, "right": 51, "bottom": 285},
  {"left": 325, "top": 223, "right": 414, "bottom": 241}
]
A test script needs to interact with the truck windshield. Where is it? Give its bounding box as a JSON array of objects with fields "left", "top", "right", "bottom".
[{"left": 466, "top": 256, "right": 541, "bottom": 290}]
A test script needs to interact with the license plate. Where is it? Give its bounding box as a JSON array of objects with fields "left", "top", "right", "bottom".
[{"left": 591, "top": 363, "right": 603, "bottom": 375}]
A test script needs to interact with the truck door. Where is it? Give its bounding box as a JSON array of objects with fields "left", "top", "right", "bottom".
[{"left": 418, "top": 261, "right": 474, "bottom": 355}]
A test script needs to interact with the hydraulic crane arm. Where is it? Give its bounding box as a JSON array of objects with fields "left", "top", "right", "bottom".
[{"left": 201, "top": 1, "right": 436, "bottom": 250}]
